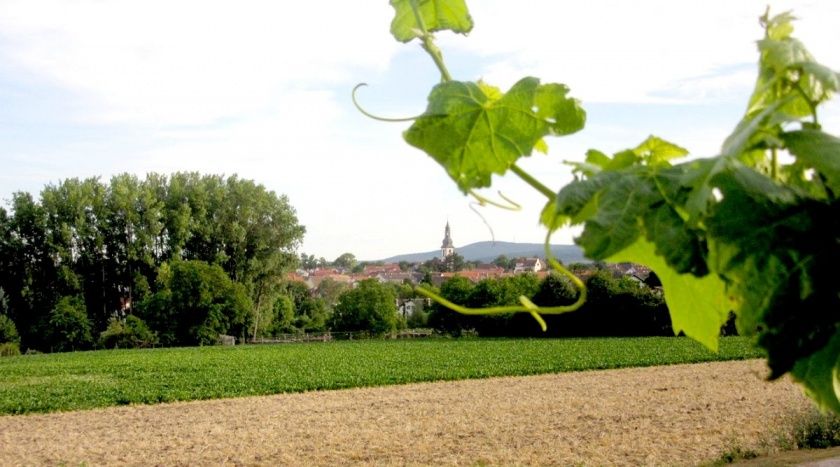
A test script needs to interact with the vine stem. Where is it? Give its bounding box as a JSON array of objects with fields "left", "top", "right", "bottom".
[
  {"left": 510, "top": 164, "right": 556, "bottom": 200},
  {"left": 409, "top": 0, "right": 453, "bottom": 82},
  {"left": 421, "top": 36, "right": 453, "bottom": 82},
  {"left": 793, "top": 81, "right": 820, "bottom": 127},
  {"left": 401, "top": 0, "right": 586, "bottom": 332}
]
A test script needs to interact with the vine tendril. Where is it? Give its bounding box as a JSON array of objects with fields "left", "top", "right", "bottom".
[
  {"left": 352, "top": 83, "right": 425, "bottom": 123},
  {"left": 469, "top": 190, "right": 522, "bottom": 211},
  {"left": 468, "top": 190, "right": 522, "bottom": 243},
  {"left": 468, "top": 200, "right": 496, "bottom": 243}
]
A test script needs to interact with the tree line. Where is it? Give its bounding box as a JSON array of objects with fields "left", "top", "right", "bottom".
[
  {"left": 0, "top": 173, "right": 304, "bottom": 353},
  {"left": 0, "top": 172, "right": 684, "bottom": 355},
  {"left": 315, "top": 267, "right": 673, "bottom": 339},
  {"left": 424, "top": 269, "right": 672, "bottom": 337}
]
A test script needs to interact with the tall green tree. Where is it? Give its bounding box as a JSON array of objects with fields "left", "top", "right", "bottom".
[
  {"left": 333, "top": 253, "right": 357, "bottom": 270},
  {"left": 1, "top": 192, "right": 56, "bottom": 349},
  {"left": 315, "top": 277, "right": 351, "bottom": 308},
  {"left": 427, "top": 276, "right": 473, "bottom": 336},
  {"left": 138, "top": 260, "right": 252, "bottom": 346},
  {"left": 47, "top": 296, "right": 93, "bottom": 352},
  {"left": 330, "top": 279, "right": 398, "bottom": 335},
  {"left": 0, "top": 314, "right": 18, "bottom": 344},
  {"left": 270, "top": 295, "right": 296, "bottom": 335},
  {"left": 0, "top": 172, "right": 304, "bottom": 352}
]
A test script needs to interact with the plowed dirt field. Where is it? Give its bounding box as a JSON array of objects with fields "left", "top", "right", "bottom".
[{"left": 0, "top": 359, "right": 812, "bottom": 466}]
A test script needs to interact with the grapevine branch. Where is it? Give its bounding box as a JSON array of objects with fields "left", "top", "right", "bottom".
[{"left": 362, "top": 0, "right": 589, "bottom": 331}]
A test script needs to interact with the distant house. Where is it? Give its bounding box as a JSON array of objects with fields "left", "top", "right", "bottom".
[
  {"left": 607, "top": 262, "right": 652, "bottom": 282},
  {"left": 363, "top": 264, "right": 402, "bottom": 275},
  {"left": 396, "top": 298, "right": 432, "bottom": 318},
  {"left": 439, "top": 268, "right": 505, "bottom": 283},
  {"left": 373, "top": 271, "right": 421, "bottom": 284},
  {"left": 513, "top": 258, "right": 544, "bottom": 274},
  {"left": 473, "top": 264, "right": 504, "bottom": 273},
  {"left": 310, "top": 273, "right": 353, "bottom": 289},
  {"left": 311, "top": 267, "right": 341, "bottom": 277}
]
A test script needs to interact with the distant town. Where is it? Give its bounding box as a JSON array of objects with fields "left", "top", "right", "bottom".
[{"left": 293, "top": 222, "right": 653, "bottom": 290}]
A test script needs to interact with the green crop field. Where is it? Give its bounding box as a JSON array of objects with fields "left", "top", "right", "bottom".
[{"left": 0, "top": 337, "right": 763, "bottom": 415}]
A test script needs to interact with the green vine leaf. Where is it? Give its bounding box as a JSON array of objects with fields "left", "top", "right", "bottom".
[
  {"left": 790, "top": 330, "right": 840, "bottom": 413},
  {"left": 606, "top": 237, "right": 729, "bottom": 351},
  {"left": 390, "top": 0, "right": 473, "bottom": 43},
  {"left": 722, "top": 99, "right": 788, "bottom": 159},
  {"left": 368, "top": 0, "right": 840, "bottom": 414},
  {"left": 758, "top": 37, "right": 812, "bottom": 73},
  {"left": 783, "top": 129, "right": 840, "bottom": 194},
  {"left": 573, "top": 170, "right": 655, "bottom": 259},
  {"left": 706, "top": 164, "right": 840, "bottom": 377},
  {"left": 556, "top": 137, "right": 701, "bottom": 267},
  {"left": 534, "top": 83, "right": 586, "bottom": 136},
  {"left": 764, "top": 10, "right": 796, "bottom": 40},
  {"left": 798, "top": 62, "right": 840, "bottom": 94},
  {"left": 748, "top": 12, "right": 837, "bottom": 123},
  {"left": 404, "top": 77, "right": 585, "bottom": 192},
  {"left": 633, "top": 135, "right": 689, "bottom": 165}
]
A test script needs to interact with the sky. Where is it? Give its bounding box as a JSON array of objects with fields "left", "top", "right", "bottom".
[{"left": 1, "top": 1, "right": 839, "bottom": 261}]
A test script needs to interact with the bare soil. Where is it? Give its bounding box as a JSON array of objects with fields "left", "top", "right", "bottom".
[{"left": 0, "top": 359, "right": 816, "bottom": 466}]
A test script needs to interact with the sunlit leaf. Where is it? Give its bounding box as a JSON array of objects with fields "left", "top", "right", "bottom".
[
  {"left": 404, "top": 77, "right": 584, "bottom": 192},
  {"left": 606, "top": 237, "right": 729, "bottom": 351},
  {"left": 390, "top": 0, "right": 473, "bottom": 43}
]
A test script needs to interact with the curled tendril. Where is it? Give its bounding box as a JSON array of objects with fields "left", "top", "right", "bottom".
[
  {"left": 468, "top": 190, "right": 522, "bottom": 243},
  {"left": 468, "top": 190, "right": 521, "bottom": 211},
  {"left": 352, "top": 83, "right": 426, "bottom": 123},
  {"left": 469, "top": 201, "right": 496, "bottom": 243},
  {"left": 414, "top": 212, "right": 588, "bottom": 332}
]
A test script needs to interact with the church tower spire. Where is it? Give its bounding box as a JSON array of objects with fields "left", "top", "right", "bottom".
[{"left": 440, "top": 221, "right": 454, "bottom": 259}]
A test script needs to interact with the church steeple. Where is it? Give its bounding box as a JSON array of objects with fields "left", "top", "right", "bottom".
[{"left": 440, "top": 221, "right": 454, "bottom": 259}]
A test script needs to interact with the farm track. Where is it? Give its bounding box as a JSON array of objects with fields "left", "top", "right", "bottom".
[{"left": 0, "top": 359, "right": 812, "bottom": 466}]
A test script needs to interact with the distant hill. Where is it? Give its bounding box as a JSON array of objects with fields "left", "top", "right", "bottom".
[{"left": 379, "top": 241, "right": 588, "bottom": 264}]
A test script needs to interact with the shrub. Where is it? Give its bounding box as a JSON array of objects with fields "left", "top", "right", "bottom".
[
  {"left": 99, "top": 315, "right": 158, "bottom": 349},
  {"left": 270, "top": 294, "right": 296, "bottom": 335},
  {"left": 406, "top": 310, "right": 429, "bottom": 328},
  {"left": 48, "top": 296, "right": 93, "bottom": 352},
  {"left": 137, "top": 260, "right": 252, "bottom": 346},
  {"left": 330, "top": 279, "right": 398, "bottom": 335},
  {"left": 0, "top": 313, "right": 19, "bottom": 344},
  {"left": 783, "top": 410, "right": 840, "bottom": 449},
  {"left": 0, "top": 342, "right": 20, "bottom": 357}
]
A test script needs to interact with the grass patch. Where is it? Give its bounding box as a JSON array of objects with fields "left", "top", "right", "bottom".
[
  {"left": 0, "top": 336, "right": 762, "bottom": 415},
  {"left": 706, "top": 444, "right": 760, "bottom": 466},
  {"left": 777, "top": 409, "right": 840, "bottom": 450},
  {"left": 707, "top": 409, "right": 840, "bottom": 465}
]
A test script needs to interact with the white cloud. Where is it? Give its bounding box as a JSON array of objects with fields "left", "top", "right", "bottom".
[
  {"left": 441, "top": 0, "right": 840, "bottom": 105},
  {"left": 0, "top": 0, "right": 398, "bottom": 126},
  {"left": 1, "top": 1, "right": 839, "bottom": 260}
]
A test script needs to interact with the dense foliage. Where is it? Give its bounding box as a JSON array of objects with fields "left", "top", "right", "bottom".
[
  {"left": 363, "top": 2, "right": 840, "bottom": 410},
  {"left": 0, "top": 336, "right": 761, "bottom": 414},
  {"left": 429, "top": 271, "right": 669, "bottom": 338},
  {"left": 274, "top": 280, "right": 330, "bottom": 334},
  {"left": 137, "top": 260, "right": 252, "bottom": 346},
  {"left": 330, "top": 279, "right": 399, "bottom": 335},
  {"left": 0, "top": 173, "right": 304, "bottom": 350},
  {"left": 99, "top": 315, "right": 158, "bottom": 349}
]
